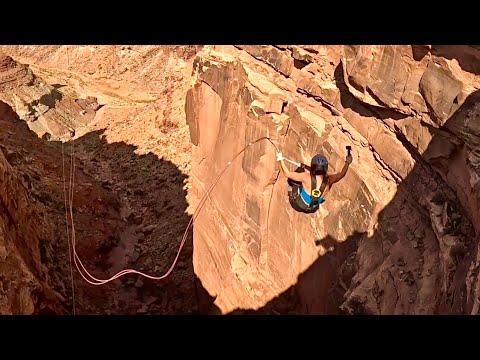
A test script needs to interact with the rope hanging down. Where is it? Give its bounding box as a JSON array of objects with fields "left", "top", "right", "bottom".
[{"left": 63, "top": 136, "right": 283, "bottom": 286}]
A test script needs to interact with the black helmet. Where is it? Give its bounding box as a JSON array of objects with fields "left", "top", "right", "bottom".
[{"left": 311, "top": 154, "right": 328, "bottom": 174}]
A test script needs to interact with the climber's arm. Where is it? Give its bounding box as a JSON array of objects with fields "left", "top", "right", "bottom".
[
  {"left": 279, "top": 159, "right": 304, "bottom": 182},
  {"left": 328, "top": 155, "right": 352, "bottom": 186}
]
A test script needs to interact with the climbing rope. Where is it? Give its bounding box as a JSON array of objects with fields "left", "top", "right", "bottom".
[
  {"left": 63, "top": 136, "right": 284, "bottom": 286},
  {"left": 61, "top": 44, "right": 77, "bottom": 315},
  {"left": 62, "top": 142, "right": 76, "bottom": 315}
]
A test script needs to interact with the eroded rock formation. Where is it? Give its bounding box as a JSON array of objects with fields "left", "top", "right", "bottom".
[
  {"left": 0, "top": 53, "right": 100, "bottom": 138},
  {"left": 186, "top": 45, "right": 480, "bottom": 314},
  {"left": 0, "top": 101, "right": 66, "bottom": 314}
]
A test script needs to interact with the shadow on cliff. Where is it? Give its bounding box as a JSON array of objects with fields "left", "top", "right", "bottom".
[
  {"left": 430, "top": 45, "right": 480, "bottom": 76},
  {"left": 34, "top": 88, "right": 63, "bottom": 110},
  {"left": 229, "top": 232, "right": 365, "bottom": 315},
  {"left": 228, "top": 85, "right": 479, "bottom": 315},
  {"left": 333, "top": 63, "right": 408, "bottom": 121},
  {"left": 48, "top": 129, "right": 219, "bottom": 314}
]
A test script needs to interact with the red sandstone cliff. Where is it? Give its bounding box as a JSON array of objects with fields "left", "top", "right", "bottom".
[
  {"left": 186, "top": 45, "right": 480, "bottom": 314},
  {"left": 0, "top": 104, "right": 61, "bottom": 314}
]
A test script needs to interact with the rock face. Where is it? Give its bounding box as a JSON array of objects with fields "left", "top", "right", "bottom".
[
  {"left": 186, "top": 45, "right": 480, "bottom": 314},
  {"left": 0, "top": 45, "right": 201, "bottom": 105},
  {"left": 0, "top": 101, "right": 63, "bottom": 314},
  {"left": 0, "top": 52, "right": 100, "bottom": 139}
]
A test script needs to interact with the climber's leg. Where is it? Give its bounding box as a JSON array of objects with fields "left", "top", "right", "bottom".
[
  {"left": 289, "top": 183, "right": 310, "bottom": 213},
  {"left": 285, "top": 166, "right": 308, "bottom": 212}
]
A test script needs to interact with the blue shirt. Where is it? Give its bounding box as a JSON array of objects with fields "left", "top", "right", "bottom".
[{"left": 300, "top": 187, "right": 325, "bottom": 205}]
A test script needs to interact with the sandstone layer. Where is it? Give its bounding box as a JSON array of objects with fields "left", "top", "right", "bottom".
[
  {"left": 0, "top": 53, "right": 100, "bottom": 139},
  {"left": 186, "top": 45, "right": 480, "bottom": 314},
  {"left": 0, "top": 46, "right": 201, "bottom": 182}
]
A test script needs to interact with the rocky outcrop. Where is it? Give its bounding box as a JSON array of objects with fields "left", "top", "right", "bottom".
[
  {"left": 0, "top": 46, "right": 200, "bottom": 190},
  {"left": 0, "top": 53, "right": 34, "bottom": 88},
  {"left": 340, "top": 45, "right": 480, "bottom": 314},
  {"left": 0, "top": 150, "right": 58, "bottom": 314},
  {"left": 0, "top": 53, "right": 100, "bottom": 139},
  {"left": 186, "top": 45, "right": 480, "bottom": 314},
  {"left": 0, "top": 101, "right": 63, "bottom": 314},
  {"left": 342, "top": 46, "right": 480, "bottom": 230}
]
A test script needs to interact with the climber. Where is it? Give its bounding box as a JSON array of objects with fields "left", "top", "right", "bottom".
[{"left": 276, "top": 146, "right": 353, "bottom": 213}]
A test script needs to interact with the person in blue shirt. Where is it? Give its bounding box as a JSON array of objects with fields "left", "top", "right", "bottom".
[{"left": 276, "top": 148, "right": 353, "bottom": 213}]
